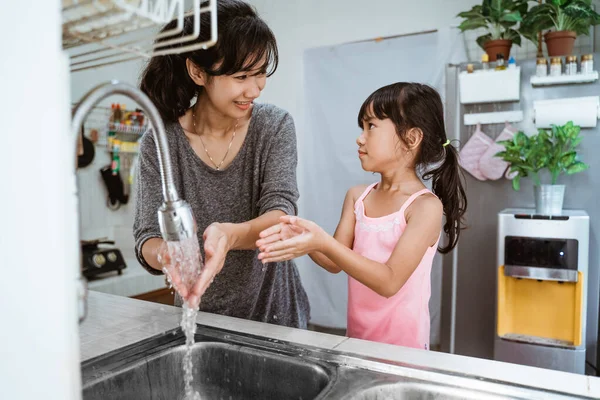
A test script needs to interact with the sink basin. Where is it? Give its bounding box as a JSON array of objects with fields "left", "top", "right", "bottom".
[
  {"left": 82, "top": 334, "right": 332, "bottom": 400},
  {"left": 348, "top": 382, "right": 521, "bottom": 400}
]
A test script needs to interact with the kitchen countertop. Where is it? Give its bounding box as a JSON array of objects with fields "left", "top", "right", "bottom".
[{"left": 80, "top": 292, "right": 600, "bottom": 398}]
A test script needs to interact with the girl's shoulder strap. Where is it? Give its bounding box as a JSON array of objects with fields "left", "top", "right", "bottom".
[
  {"left": 399, "top": 188, "right": 436, "bottom": 214},
  {"left": 353, "top": 182, "right": 378, "bottom": 210}
]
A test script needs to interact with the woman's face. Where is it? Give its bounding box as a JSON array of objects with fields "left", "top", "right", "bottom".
[
  {"left": 188, "top": 57, "right": 268, "bottom": 120},
  {"left": 204, "top": 68, "right": 267, "bottom": 119}
]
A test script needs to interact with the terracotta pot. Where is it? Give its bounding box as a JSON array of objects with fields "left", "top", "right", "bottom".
[
  {"left": 544, "top": 30, "right": 576, "bottom": 57},
  {"left": 484, "top": 39, "right": 512, "bottom": 62}
]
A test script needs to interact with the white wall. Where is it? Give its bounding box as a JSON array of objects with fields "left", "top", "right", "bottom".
[{"left": 2, "top": 1, "right": 81, "bottom": 399}]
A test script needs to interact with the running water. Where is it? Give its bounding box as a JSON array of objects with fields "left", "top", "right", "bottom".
[
  {"left": 181, "top": 303, "right": 201, "bottom": 400},
  {"left": 162, "top": 237, "right": 203, "bottom": 400}
]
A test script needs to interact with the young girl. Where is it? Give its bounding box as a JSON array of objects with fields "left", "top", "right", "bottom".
[{"left": 256, "top": 82, "right": 467, "bottom": 349}]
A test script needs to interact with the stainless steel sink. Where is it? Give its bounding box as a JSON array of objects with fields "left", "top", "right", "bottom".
[
  {"left": 82, "top": 333, "right": 333, "bottom": 400},
  {"left": 347, "top": 383, "right": 524, "bottom": 400},
  {"left": 81, "top": 325, "right": 592, "bottom": 400}
]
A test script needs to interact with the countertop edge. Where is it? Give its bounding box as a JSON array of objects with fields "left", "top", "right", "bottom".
[{"left": 80, "top": 292, "right": 599, "bottom": 398}]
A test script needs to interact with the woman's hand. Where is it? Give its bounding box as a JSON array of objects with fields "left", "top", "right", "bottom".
[
  {"left": 186, "top": 223, "right": 231, "bottom": 308},
  {"left": 157, "top": 241, "right": 189, "bottom": 297},
  {"left": 257, "top": 216, "right": 327, "bottom": 263}
]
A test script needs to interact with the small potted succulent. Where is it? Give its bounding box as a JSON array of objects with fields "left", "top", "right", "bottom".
[
  {"left": 496, "top": 121, "right": 589, "bottom": 215},
  {"left": 520, "top": 0, "right": 600, "bottom": 57},
  {"left": 457, "top": 0, "right": 529, "bottom": 61}
]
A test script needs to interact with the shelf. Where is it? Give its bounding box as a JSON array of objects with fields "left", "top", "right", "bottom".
[
  {"left": 63, "top": 0, "right": 218, "bottom": 72},
  {"left": 108, "top": 123, "right": 148, "bottom": 135},
  {"left": 115, "top": 149, "right": 139, "bottom": 154},
  {"left": 464, "top": 110, "right": 524, "bottom": 126},
  {"left": 106, "top": 138, "right": 140, "bottom": 153},
  {"left": 97, "top": 141, "right": 140, "bottom": 154},
  {"left": 459, "top": 67, "right": 521, "bottom": 105},
  {"left": 530, "top": 71, "right": 598, "bottom": 86}
]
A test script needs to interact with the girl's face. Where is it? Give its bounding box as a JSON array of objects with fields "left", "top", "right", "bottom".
[{"left": 356, "top": 116, "right": 407, "bottom": 173}]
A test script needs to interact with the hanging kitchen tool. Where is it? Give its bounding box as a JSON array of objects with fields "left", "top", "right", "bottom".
[
  {"left": 77, "top": 125, "right": 95, "bottom": 168},
  {"left": 100, "top": 164, "right": 128, "bottom": 210}
]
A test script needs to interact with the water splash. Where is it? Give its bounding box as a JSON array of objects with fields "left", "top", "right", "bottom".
[
  {"left": 163, "top": 237, "right": 204, "bottom": 400},
  {"left": 162, "top": 237, "right": 202, "bottom": 296}
]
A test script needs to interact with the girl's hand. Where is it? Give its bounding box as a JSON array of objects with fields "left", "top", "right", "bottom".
[
  {"left": 256, "top": 217, "right": 306, "bottom": 249},
  {"left": 257, "top": 216, "right": 327, "bottom": 263}
]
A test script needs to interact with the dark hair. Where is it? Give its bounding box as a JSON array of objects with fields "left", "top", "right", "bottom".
[
  {"left": 357, "top": 82, "right": 467, "bottom": 254},
  {"left": 140, "top": 0, "right": 278, "bottom": 122}
]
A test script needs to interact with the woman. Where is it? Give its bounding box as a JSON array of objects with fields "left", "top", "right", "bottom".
[{"left": 133, "top": 0, "right": 310, "bottom": 328}]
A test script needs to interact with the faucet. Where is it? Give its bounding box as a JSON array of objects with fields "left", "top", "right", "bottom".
[{"left": 71, "top": 80, "right": 198, "bottom": 322}]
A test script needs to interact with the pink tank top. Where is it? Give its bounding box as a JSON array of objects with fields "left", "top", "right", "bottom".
[{"left": 347, "top": 183, "right": 438, "bottom": 350}]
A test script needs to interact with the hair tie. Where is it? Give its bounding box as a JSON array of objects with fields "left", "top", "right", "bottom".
[{"left": 442, "top": 139, "right": 451, "bottom": 147}]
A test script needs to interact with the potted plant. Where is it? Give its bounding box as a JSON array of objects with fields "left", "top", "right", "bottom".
[
  {"left": 496, "top": 121, "right": 589, "bottom": 215},
  {"left": 457, "top": 0, "right": 529, "bottom": 61},
  {"left": 520, "top": 0, "right": 600, "bottom": 57}
]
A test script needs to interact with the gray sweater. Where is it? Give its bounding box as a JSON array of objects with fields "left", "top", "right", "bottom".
[{"left": 133, "top": 103, "right": 310, "bottom": 329}]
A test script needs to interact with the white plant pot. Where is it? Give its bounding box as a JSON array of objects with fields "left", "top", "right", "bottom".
[{"left": 534, "top": 184, "right": 565, "bottom": 215}]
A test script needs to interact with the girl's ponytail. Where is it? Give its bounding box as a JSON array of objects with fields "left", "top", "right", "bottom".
[{"left": 423, "top": 142, "right": 467, "bottom": 254}]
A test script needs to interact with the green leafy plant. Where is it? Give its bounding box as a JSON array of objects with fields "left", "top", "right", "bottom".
[
  {"left": 520, "top": 0, "right": 600, "bottom": 45},
  {"left": 496, "top": 121, "right": 589, "bottom": 191},
  {"left": 457, "top": 0, "right": 529, "bottom": 49}
]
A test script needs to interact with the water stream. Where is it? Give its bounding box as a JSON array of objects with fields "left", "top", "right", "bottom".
[{"left": 163, "top": 237, "right": 203, "bottom": 400}]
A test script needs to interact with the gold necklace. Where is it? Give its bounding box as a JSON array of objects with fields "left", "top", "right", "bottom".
[{"left": 192, "top": 107, "right": 239, "bottom": 171}]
